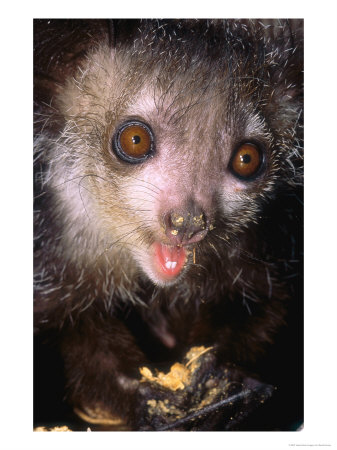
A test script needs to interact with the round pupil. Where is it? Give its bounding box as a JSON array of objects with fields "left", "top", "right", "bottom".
[
  {"left": 241, "top": 153, "right": 251, "bottom": 164},
  {"left": 132, "top": 135, "right": 141, "bottom": 144}
]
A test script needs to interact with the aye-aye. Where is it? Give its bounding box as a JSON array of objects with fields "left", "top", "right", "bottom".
[{"left": 34, "top": 19, "right": 303, "bottom": 430}]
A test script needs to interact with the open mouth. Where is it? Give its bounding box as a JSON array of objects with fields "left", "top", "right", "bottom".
[{"left": 153, "top": 242, "right": 187, "bottom": 281}]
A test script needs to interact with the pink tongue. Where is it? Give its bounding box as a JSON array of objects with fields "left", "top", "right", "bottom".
[{"left": 154, "top": 243, "right": 186, "bottom": 278}]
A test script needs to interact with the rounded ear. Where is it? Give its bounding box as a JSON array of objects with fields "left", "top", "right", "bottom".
[
  {"left": 34, "top": 19, "right": 109, "bottom": 84},
  {"left": 34, "top": 19, "right": 143, "bottom": 109},
  {"left": 34, "top": 19, "right": 111, "bottom": 135}
]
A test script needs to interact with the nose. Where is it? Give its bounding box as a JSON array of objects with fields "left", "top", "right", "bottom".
[{"left": 163, "top": 203, "right": 208, "bottom": 246}]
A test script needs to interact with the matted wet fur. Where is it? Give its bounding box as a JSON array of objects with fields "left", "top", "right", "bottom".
[{"left": 34, "top": 19, "right": 303, "bottom": 430}]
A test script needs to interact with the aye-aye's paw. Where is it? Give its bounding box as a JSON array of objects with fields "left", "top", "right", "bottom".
[{"left": 135, "top": 346, "right": 275, "bottom": 431}]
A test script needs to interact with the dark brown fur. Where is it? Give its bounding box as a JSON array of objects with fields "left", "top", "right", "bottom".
[{"left": 34, "top": 19, "right": 303, "bottom": 430}]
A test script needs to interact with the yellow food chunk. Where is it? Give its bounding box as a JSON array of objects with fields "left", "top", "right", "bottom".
[{"left": 140, "top": 346, "right": 213, "bottom": 391}]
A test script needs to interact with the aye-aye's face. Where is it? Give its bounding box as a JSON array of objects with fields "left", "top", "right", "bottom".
[{"left": 49, "top": 40, "right": 297, "bottom": 286}]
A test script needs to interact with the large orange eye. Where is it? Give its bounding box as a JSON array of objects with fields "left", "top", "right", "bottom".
[
  {"left": 229, "top": 143, "right": 264, "bottom": 180},
  {"left": 113, "top": 121, "right": 155, "bottom": 163}
]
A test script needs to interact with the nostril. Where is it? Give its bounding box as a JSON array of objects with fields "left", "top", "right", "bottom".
[
  {"left": 164, "top": 208, "right": 208, "bottom": 245},
  {"left": 191, "top": 213, "right": 207, "bottom": 233},
  {"left": 164, "top": 212, "right": 185, "bottom": 240},
  {"left": 185, "top": 212, "right": 208, "bottom": 244},
  {"left": 170, "top": 212, "right": 185, "bottom": 229}
]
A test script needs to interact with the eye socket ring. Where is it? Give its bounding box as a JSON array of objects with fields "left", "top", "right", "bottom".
[
  {"left": 112, "top": 120, "right": 155, "bottom": 164},
  {"left": 229, "top": 141, "right": 265, "bottom": 180}
]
